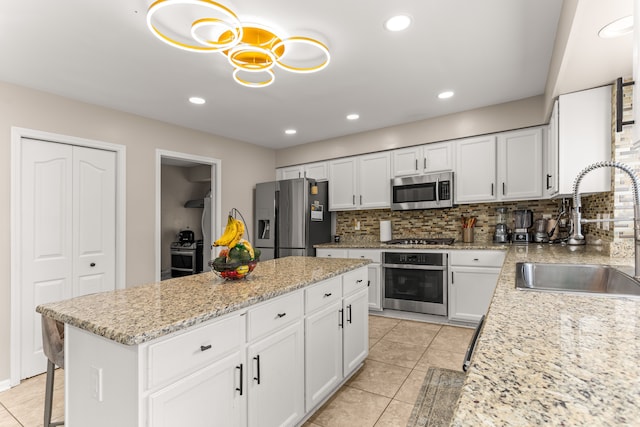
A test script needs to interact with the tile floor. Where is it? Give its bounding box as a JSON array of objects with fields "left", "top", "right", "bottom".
[{"left": 0, "top": 315, "right": 472, "bottom": 427}]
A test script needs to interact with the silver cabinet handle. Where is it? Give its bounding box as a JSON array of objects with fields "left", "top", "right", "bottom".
[
  {"left": 424, "top": 157, "right": 427, "bottom": 169},
  {"left": 491, "top": 183, "right": 494, "bottom": 196},
  {"left": 200, "top": 345, "right": 212, "bottom": 352},
  {"left": 352, "top": 195, "right": 355, "bottom": 204},
  {"left": 415, "top": 159, "right": 418, "bottom": 170},
  {"left": 502, "top": 182, "right": 506, "bottom": 195},
  {"left": 360, "top": 195, "right": 362, "bottom": 205}
]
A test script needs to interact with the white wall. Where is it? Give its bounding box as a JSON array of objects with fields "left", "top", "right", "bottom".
[
  {"left": 0, "top": 82, "right": 276, "bottom": 382},
  {"left": 275, "top": 95, "right": 546, "bottom": 167}
]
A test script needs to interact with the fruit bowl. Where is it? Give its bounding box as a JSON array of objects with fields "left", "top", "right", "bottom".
[{"left": 210, "top": 259, "right": 259, "bottom": 280}]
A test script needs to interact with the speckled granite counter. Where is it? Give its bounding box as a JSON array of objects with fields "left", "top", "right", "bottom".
[
  {"left": 36, "top": 256, "right": 369, "bottom": 346},
  {"left": 451, "top": 244, "right": 640, "bottom": 426}
]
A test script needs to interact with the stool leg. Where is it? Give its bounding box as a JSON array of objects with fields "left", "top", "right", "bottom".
[{"left": 44, "top": 359, "right": 55, "bottom": 427}]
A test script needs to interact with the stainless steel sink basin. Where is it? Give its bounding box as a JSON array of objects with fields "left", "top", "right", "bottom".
[{"left": 515, "top": 262, "right": 640, "bottom": 296}]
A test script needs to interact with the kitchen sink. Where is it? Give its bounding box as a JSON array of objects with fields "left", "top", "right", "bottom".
[{"left": 515, "top": 262, "right": 640, "bottom": 297}]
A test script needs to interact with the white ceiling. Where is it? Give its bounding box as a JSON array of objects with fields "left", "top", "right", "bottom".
[{"left": 0, "top": 1, "right": 633, "bottom": 149}]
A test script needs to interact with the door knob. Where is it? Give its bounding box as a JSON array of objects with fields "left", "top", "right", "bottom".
[{"left": 90, "top": 263, "right": 96, "bottom": 267}]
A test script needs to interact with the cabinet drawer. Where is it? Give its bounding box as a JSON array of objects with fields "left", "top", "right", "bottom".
[
  {"left": 248, "top": 291, "right": 303, "bottom": 341},
  {"left": 316, "top": 248, "right": 349, "bottom": 258},
  {"left": 348, "top": 249, "right": 381, "bottom": 263},
  {"left": 147, "top": 314, "right": 243, "bottom": 390},
  {"left": 343, "top": 267, "right": 368, "bottom": 296},
  {"left": 450, "top": 250, "right": 505, "bottom": 267},
  {"left": 305, "top": 277, "right": 342, "bottom": 314}
]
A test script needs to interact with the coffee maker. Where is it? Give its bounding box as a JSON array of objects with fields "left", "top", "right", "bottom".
[
  {"left": 493, "top": 207, "right": 510, "bottom": 243},
  {"left": 512, "top": 209, "right": 533, "bottom": 243}
]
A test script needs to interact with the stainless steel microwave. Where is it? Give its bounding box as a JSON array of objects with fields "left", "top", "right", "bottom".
[{"left": 390, "top": 171, "right": 454, "bottom": 210}]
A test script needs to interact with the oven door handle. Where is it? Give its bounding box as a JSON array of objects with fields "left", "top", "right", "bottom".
[
  {"left": 172, "top": 250, "right": 196, "bottom": 256},
  {"left": 382, "top": 263, "right": 446, "bottom": 271}
]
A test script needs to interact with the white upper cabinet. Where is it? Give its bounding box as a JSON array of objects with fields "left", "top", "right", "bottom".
[
  {"left": 329, "top": 153, "right": 390, "bottom": 211},
  {"left": 455, "top": 135, "right": 497, "bottom": 203},
  {"left": 276, "top": 165, "right": 304, "bottom": 180},
  {"left": 303, "top": 162, "right": 328, "bottom": 181},
  {"left": 497, "top": 128, "right": 543, "bottom": 200},
  {"left": 554, "top": 85, "right": 612, "bottom": 196},
  {"left": 545, "top": 100, "right": 559, "bottom": 197},
  {"left": 392, "top": 141, "right": 453, "bottom": 177}
]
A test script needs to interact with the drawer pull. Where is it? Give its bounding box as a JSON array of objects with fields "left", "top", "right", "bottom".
[
  {"left": 324, "top": 292, "right": 332, "bottom": 297},
  {"left": 253, "top": 355, "right": 261, "bottom": 384},
  {"left": 277, "top": 312, "right": 287, "bottom": 318},
  {"left": 338, "top": 309, "right": 344, "bottom": 328},
  {"left": 367, "top": 280, "right": 370, "bottom": 287},
  {"left": 200, "top": 344, "right": 212, "bottom": 352},
  {"left": 473, "top": 258, "right": 479, "bottom": 261},
  {"left": 356, "top": 279, "right": 363, "bottom": 283},
  {"left": 347, "top": 304, "right": 352, "bottom": 324},
  {"left": 236, "top": 364, "right": 243, "bottom": 395}
]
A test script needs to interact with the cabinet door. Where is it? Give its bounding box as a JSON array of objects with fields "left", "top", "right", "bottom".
[
  {"left": 392, "top": 146, "right": 421, "bottom": 177},
  {"left": 328, "top": 158, "right": 357, "bottom": 210},
  {"left": 358, "top": 152, "right": 391, "bottom": 209},
  {"left": 247, "top": 321, "right": 304, "bottom": 427},
  {"left": 305, "top": 301, "right": 343, "bottom": 411},
  {"left": 304, "top": 162, "right": 328, "bottom": 181},
  {"left": 148, "top": 351, "right": 245, "bottom": 427},
  {"left": 343, "top": 288, "right": 369, "bottom": 376},
  {"left": 546, "top": 101, "right": 559, "bottom": 197},
  {"left": 367, "top": 264, "right": 382, "bottom": 311},
  {"left": 497, "top": 128, "right": 543, "bottom": 200},
  {"left": 280, "top": 166, "right": 304, "bottom": 180},
  {"left": 449, "top": 268, "right": 500, "bottom": 323},
  {"left": 423, "top": 141, "right": 453, "bottom": 173},
  {"left": 455, "top": 136, "right": 497, "bottom": 203}
]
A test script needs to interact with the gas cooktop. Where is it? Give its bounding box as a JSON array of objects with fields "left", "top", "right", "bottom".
[{"left": 385, "top": 238, "right": 455, "bottom": 245}]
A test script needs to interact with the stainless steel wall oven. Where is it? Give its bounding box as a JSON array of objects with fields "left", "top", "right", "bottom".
[{"left": 382, "top": 252, "right": 448, "bottom": 316}]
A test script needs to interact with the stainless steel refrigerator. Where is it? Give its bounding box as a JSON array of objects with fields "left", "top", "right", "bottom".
[{"left": 254, "top": 178, "right": 331, "bottom": 260}]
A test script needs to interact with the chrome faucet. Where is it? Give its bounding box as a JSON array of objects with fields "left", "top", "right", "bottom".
[{"left": 568, "top": 161, "right": 640, "bottom": 276}]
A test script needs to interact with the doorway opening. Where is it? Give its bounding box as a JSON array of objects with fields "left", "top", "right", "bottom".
[{"left": 155, "top": 150, "right": 221, "bottom": 282}]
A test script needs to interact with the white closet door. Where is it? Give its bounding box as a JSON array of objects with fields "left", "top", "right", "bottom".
[
  {"left": 73, "top": 146, "right": 116, "bottom": 296},
  {"left": 20, "top": 139, "right": 116, "bottom": 379}
]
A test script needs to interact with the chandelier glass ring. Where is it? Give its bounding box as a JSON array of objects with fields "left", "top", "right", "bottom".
[
  {"left": 273, "top": 37, "right": 330, "bottom": 73},
  {"left": 147, "top": 0, "right": 242, "bottom": 52},
  {"left": 191, "top": 18, "right": 243, "bottom": 49},
  {"left": 232, "top": 68, "right": 275, "bottom": 88},
  {"left": 227, "top": 45, "right": 277, "bottom": 72}
]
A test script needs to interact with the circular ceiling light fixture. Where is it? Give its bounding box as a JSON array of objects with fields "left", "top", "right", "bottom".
[
  {"left": 384, "top": 15, "right": 412, "bottom": 32},
  {"left": 285, "top": 129, "right": 297, "bottom": 135},
  {"left": 598, "top": 15, "right": 633, "bottom": 38},
  {"left": 146, "top": 0, "right": 330, "bottom": 88},
  {"left": 438, "top": 91, "right": 454, "bottom": 99},
  {"left": 346, "top": 113, "right": 360, "bottom": 120},
  {"left": 189, "top": 96, "right": 206, "bottom": 104}
]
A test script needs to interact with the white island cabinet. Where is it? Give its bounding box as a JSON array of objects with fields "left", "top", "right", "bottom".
[{"left": 37, "top": 257, "right": 369, "bottom": 427}]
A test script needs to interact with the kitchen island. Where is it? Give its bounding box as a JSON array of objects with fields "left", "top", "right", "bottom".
[
  {"left": 451, "top": 244, "right": 640, "bottom": 426},
  {"left": 37, "top": 256, "right": 370, "bottom": 427}
]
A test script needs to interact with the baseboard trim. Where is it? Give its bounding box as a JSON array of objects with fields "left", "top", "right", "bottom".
[{"left": 0, "top": 378, "right": 11, "bottom": 393}]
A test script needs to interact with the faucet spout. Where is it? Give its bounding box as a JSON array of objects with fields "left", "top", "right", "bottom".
[{"left": 568, "top": 161, "right": 640, "bottom": 277}]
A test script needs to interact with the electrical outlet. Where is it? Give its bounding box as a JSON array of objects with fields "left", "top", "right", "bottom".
[
  {"left": 90, "top": 366, "right": 103, "bottom": 402},
  {"left": 603, "top": 213, "right": 610, "bottom": 231},
  {"left": 596, "top": 213, "right": 601, "bottom": 229},
  {"left": 354, "top": 221, "right": 361, "bottom": 230}
]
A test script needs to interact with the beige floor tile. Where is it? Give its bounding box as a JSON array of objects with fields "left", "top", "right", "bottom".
[
  {"left": 394, "top": 369, "right": 428, "bottom": 405},
  {"left": 0, "top": 370, "right": 64, "bottom": 427},
  {"left": 428, "top": 325, "right": 474, "bottom": 353},
  {"left": 368, "top": 316, "right": 401, "bottom": 342},
  {"left": 383, "top": 320, "right": 440, "bottom": 346},
  {"left": 0, "top": 405, "right": 21, "bottom": 427},
  {"left": 367, "top": 339, "right": 427, "bottom": 369},
  {"left": 374, "top": 399, "right": 414, "bottom": 427},
  {"left": 347, "top": 360, "right": 411, "bottom": 398},
  {"left": 415, "top": 348, "right": 466, "bottom": 372},
  {"left": 311, "top": 386, "right": 390, "bottom": 427}
]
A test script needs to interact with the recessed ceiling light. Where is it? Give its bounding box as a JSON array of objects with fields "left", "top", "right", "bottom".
[
  {"left": 285, "top": 129, "right": 297, "bottom": 135},
  {"left": 346, "top": 113, "right": 360, "bottom": 120},
  {"left": 438, "top": 91, "right": 454, "bottom": 99},
  {"left": 598, "top": 15, "right": 633, "bottom": 38},
  {"left": 384, "top": 15, "right": 411, "bottom": 32},
  {"left": 189, "top": 96, "right": 206, "bottom": 105}
]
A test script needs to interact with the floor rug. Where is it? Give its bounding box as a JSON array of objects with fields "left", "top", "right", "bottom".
[{"left": 407, "top": 367, "right": 466, "bottom": 427}]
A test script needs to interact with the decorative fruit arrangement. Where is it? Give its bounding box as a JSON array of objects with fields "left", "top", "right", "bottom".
[{"left": 210, "top": 214, "right": 261, "bottom": 280}]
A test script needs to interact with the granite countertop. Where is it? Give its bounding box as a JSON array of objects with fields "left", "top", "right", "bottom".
[
  {"left": 451, "top": 244, "right": 640, "bottom": 426},
  {"left": 36, "top": 256, "right": 369, "bottom": 346},
  {"left": 315, "top": 241, "right": 509, "bottom": 251}
]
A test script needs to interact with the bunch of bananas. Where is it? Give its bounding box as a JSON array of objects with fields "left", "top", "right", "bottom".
[{"left": 214, "top": 215, "right": 246, "bottom": 249}]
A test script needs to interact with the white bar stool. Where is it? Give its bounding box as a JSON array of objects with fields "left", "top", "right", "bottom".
[{"left": 41, "top": 316, "right": 64, "bottom": 427}]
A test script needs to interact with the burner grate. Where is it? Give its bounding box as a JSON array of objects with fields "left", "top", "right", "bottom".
[{"left": 385, "top": 237, "right": 455, "bottom": 245}]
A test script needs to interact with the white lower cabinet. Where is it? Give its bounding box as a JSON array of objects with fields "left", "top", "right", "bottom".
[
  {"left": 448, "top": 250, "right": 505, "bottom": 323},
  {"left": 148, "top": 351, "right": 245, "bottom": 427},
  {"left": 247, "top": 322, "right": 304, "bottom": 427},
  {"left": 304, "top": 269, "right": 369, "bottom": 413}
]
